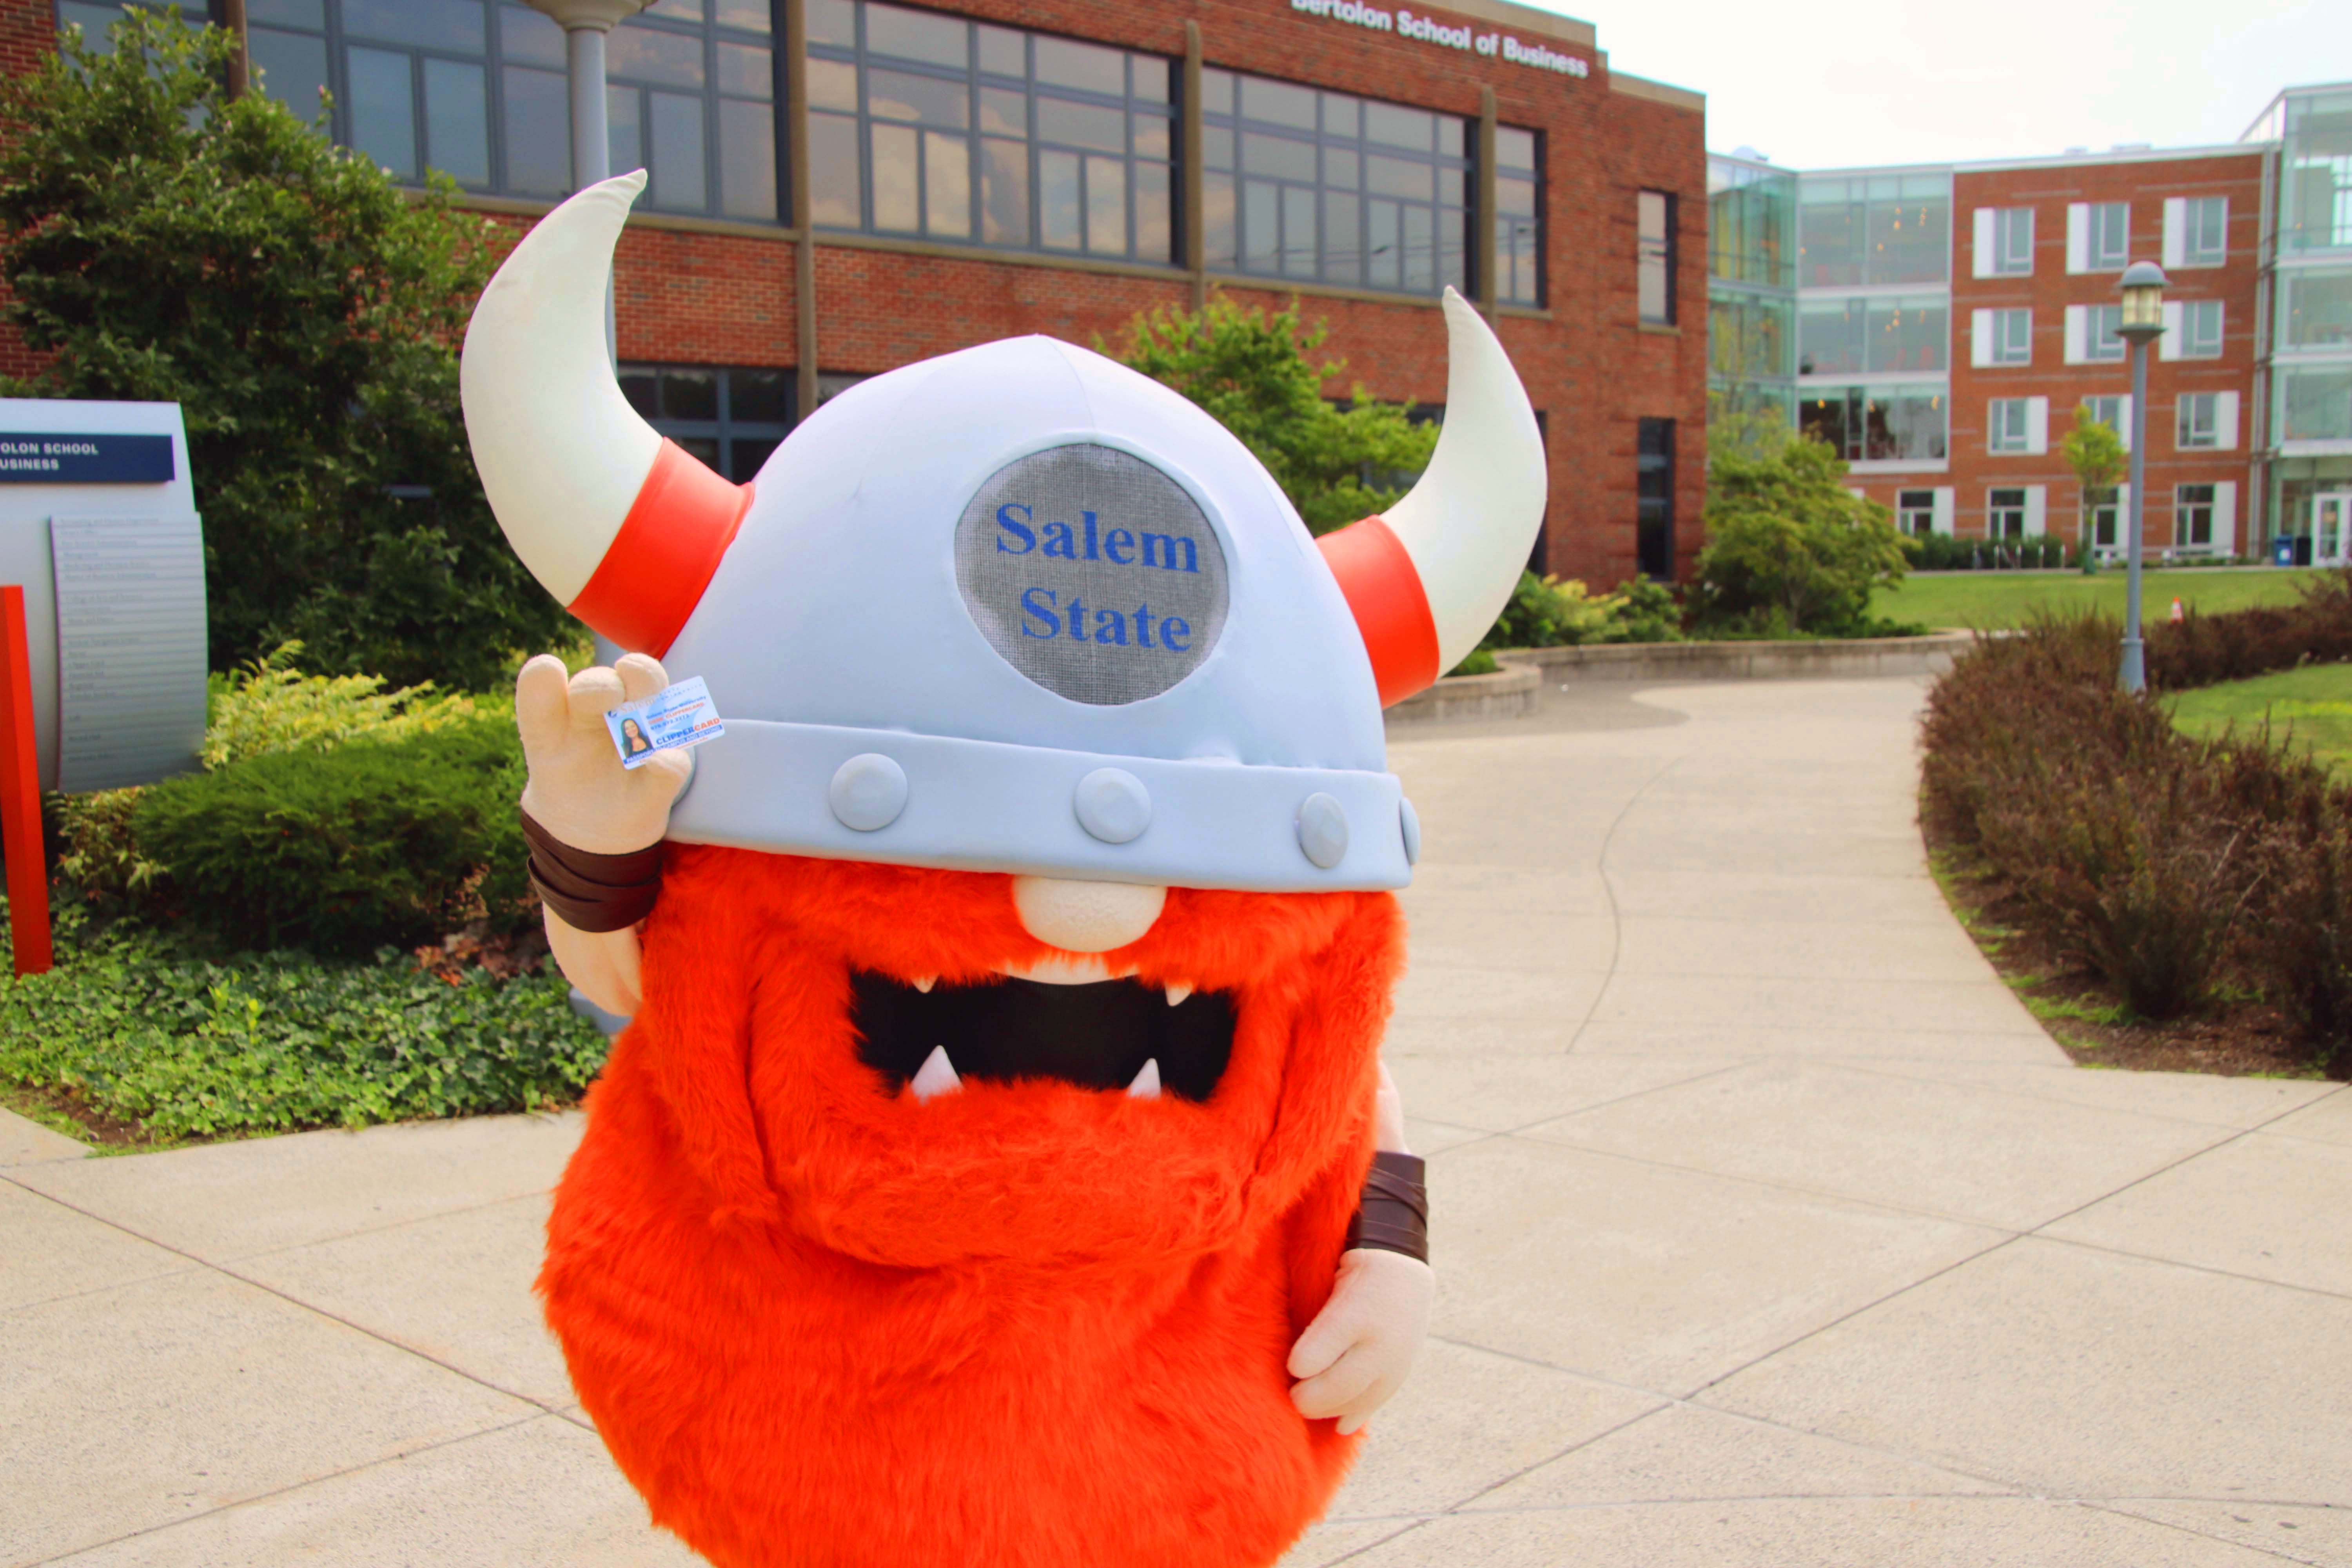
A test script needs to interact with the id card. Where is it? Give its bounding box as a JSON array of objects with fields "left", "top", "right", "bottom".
[{"left": 606, "top": 676, "right": 725, "bottom": 769}]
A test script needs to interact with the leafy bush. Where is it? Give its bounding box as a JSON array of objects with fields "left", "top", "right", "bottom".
[
  {"left": 2147, "top": 570, "right": 2352, "bottom": 690},
  {"left": 0, "top": 10, "right": 564, "bottom": 687},
  {"left": 132, "top": 716, "right": 530, "bottom": 955},
  {"left": 203, "top": 641, "right": 483, "bottom": 770},
  {"left": 1476, "top": 572, "right": 1684, "bottom": 651},
  {"left": 1909, "top": 534, "right": 2075, "bottom": 572},
  {"left": 0, "top": 905, "right": 604, "bottom": 1141},
  {"left": 1690, "top": 434, "right": 1912, "bottom": 636}
]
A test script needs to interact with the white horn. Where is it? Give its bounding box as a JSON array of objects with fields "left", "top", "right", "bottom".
[
  {"left": 461, "top": 169, "right": 748, "bottom": 656},
  {"left": 1385, "top": 289, "right": 1548, "bottom": 671}
]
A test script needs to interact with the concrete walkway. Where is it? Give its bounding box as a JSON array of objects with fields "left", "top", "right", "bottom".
[{"left": 6, "top": 675, "right": 2349, "bottom": 1567}]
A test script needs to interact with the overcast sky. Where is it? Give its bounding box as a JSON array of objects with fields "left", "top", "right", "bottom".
[{"left": 1528, "top": 0, "right": 2349, "bottom": 169}]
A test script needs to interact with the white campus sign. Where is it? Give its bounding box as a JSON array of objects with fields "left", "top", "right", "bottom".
[{"left": 1287, "top": 0, "right": 1591, "bottom": 76}]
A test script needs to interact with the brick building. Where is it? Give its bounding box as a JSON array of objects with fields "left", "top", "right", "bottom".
[
  {"left": 1708, "top": 82, "right": 2352, "bottom": 564},
  {"left": 20, "top": 0, "right": 1711, "bottom": 588}
]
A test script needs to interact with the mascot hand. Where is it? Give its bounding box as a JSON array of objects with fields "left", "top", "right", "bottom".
[
  {"left": 517, "top": 652, "right": 690, "bottom": 1017},
  {"left": 1287, "top": 1247, "right": 1435, "bottom": 1436}
]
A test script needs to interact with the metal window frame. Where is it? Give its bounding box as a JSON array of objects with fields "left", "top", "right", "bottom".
[
  {"left": 2173, "top": 481, "right": 2216, "bottom": 546},
  {"left": 1638, "top": 188, "right": 1677, "bottom": 325},
  {"left": 2185, "top": 298, "right": 2225, "bottom": 359},
  {"left": 1493, "top": 123, "right": 1543, "bottom": 308},
  {"left": 811, "top": 4, "right": 1176, "bottom": 264},
  {"left": 2087, "top": 303, "right": 2127, "bottom": 361},
  {"left": 1987, "top": 486, "right": 2028, "bottom": 538},
  {"left": 1635, "top": 416, "right": 1675, "bottom": 581},
  {"left": 619, "top": 362, "right": 796, "bottom": 482},
  {"left": 603, "top": 4, "right": 782, "bottom": 220},
  {"left": 1896, "top": 487, "right": 1936, "bottom": 535},
  {"left": 2089, "top": 200, "right": 2131, "bottom": 270},
  {"left": 1202, "top": 65, "right": 1477, "bottom": 300},
  {"left": 2185, "top": 195, "right": 2228, "bottom": 265},
  {"left": 2177, "top": 392, "right": 2218, "bottom": 448},
  {"left": 1993, "top": 206, "right": 2034, "bottom": 274},
  {"left": 1988, "top": 397, "right": 2029, "bottom": 453},
  {"left": 1993, "top": 307, "right": 2033, "bottom": 364}
]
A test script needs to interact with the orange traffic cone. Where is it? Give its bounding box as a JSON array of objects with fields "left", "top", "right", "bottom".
[{"left": 2169, "top": 598, "right": 2185, "bottom": 623}]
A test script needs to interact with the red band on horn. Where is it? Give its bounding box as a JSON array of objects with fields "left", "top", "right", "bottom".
[
  {"left": 568, "top": 439, "right": 752, "bottom": 657},
  {"left": 1318, "top": 515, "right": 1440, "bottom": 708}
]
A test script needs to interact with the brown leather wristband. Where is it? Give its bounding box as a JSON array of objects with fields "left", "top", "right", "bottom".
[
  {"left": 1344, "top": 1151, "right": 1428, "bottom": 1263},
  {"left": 519, "top": 808, "right": 664, "bottom": 934}
]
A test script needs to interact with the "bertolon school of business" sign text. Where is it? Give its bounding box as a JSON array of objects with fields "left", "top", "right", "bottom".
[{"left": 1287, "top": 0, "right": 1591, "bottom": 76}]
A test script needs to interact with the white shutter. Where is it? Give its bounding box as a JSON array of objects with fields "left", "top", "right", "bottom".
[
  {"left": 2024, "top": 485, "right": 2047, "bottom": 537},
  {"left": 1933, "top": 488, "right": 1955, "bottom": 536},
  {"left": 2067, "top": 203, "right": 2090, "bottom": 273},
  {"left": 2162, "top": 196, "right": 2187, "bottom": 269},
  {"left": 1973, "top": 208, "right": 1997, "bottom": 278},
  {"left": 1846, "top": 487, "right": 1866, "bottom": 501},
  {"left": 2216, "top": 390, "right": 2240, "bottom": 450},
  {"left": 2158, "top": 300, "right": 2184, "bottom": 362},
  {"left": 2064, "top": 305, "right": 2087, "bottom": 364},
  {"left": 2026, "top": 396, "right": 2049, "bottom": 455},
  {"left": 2118, "top": 396, "right": 2134, "bottom": 452},
  {"left": 1970, "top": 308, "right": 1994, "bottom": 367},
  {"left": 2214, "top": 481, "right": 2238, "bottom": 552}
]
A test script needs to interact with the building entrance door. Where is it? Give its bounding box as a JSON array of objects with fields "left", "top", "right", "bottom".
[{"left": 2319, "top": 493, "right": 2352, "bottom": 567}]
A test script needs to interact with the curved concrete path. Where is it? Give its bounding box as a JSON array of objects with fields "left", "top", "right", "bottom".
[{"left": 5, "top": 675, "right": 2348, "bottom": 1567}]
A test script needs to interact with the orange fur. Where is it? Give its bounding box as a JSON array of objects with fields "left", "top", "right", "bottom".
[{"left": 540, "top": 848, "right": 1407, "bottom": 1568}]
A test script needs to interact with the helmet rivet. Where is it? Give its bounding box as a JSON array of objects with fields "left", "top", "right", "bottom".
[
  {"left": 829, "top": 753, "right": 908, "bottom": 831},
  {"left": 1074, "top": 767, "right": 1152, "bottom": 844},
  {"left": 1399, "top": 797, "right": 1421, "bottom": 866},
  {"left": 1297, "top": 793, "right": 1349, "bottom": 869}
]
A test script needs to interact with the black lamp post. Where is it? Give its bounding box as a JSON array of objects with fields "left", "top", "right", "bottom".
[{"left": 2115, "top": 260, "right": 2169, "bottom": 693}]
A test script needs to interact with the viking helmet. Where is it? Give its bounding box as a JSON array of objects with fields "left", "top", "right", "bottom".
[{"left": 461, "top": 172, "right": 1545, "bottom": 892}]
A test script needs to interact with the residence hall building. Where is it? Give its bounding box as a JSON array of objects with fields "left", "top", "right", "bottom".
[
  {"left": 1709, "top": 83, "right": 2352, "bottom": 565},
  {"left": 19, "top": 0, "right": 1712, "bottom": 587}
]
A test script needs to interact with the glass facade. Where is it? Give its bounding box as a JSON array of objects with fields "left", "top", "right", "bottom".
[
  {"left": 2278, "top": 88, "right": 2352, "bottom": 256},
  {"left": 2281, "top": 366, "right": 2352, "bottom": 442},
  {"left": 1797, "top": 172, "right": 1950, "bottom": 288},
  {"left": 1710, "top": 292, "right": 1792, "bottom": 388},
  {"left": 1707, "top": 156, "right": 1797, "bottom": 424},
  {"left": 1709, "top": 157, "right": 1794, "bottom": 288},
  {"left": 2280, "top": 267, "right": 2352, "bottom": 349},
  {"left": 1799, "top": 385, "right": 1947, "bottom": 464},
  {"left": 809, "top": 0, "right": 1172, "bottom": 260},
  {"left": 1201, "top": 67, "right": 1470, "bottom": 295},
  {"left": 1797, "top": 294, "right": 1946, "bottom": 376}
]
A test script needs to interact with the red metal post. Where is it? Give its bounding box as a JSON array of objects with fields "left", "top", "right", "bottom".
[{"left": 0, "top": 586, "right": 53, "bottom": 975}]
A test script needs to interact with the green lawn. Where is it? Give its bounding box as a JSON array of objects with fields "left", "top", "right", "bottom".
[
  {"left": 1871, "top": 567, "right": 2330, "bottom": 630},
  {"left": 2168, "top": 663, "right": 2352, "bottom": 779}
]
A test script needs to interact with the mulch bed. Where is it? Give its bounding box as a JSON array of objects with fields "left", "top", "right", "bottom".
[{"left": 1926, "top": 826, "right": 2325, "bottom": 1079}]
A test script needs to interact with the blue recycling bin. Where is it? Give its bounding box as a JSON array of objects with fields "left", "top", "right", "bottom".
[{"left": 2275, "top": 535, "right": 2299, "bottom": 567}]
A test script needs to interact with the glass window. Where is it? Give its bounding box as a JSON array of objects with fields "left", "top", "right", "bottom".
[
  {"left": 2278, "top": 89, "right": 2352, "bottom": 256},
  {"left": 1636, "top": 417, "right": 1674, "bottom": 581},
  {"left": 1988, "top": 487, "right": 2027, "bottom": 539},
  {"left": 2088, "top": 201, "right": 2129, "bottom": 270},
  {"left": 1798, "top": 295, "right": 1943, "bottom": 375},
  {"left": 1988, "top": 398, "right": 2030, "bottom": 454},
  {"left": 1708, "top": 158, "right": 1795, "bottom": 289},
  {"left": 2181, "top": 298, "right": 2223, "bottom": 358},
  {"left": 1800, "top": 386, "right": 1948, "bottom": 463},
  {"left": 2174, "top": 483, "right": 2215, "bottom": 548},
  {"left": 1991, "top": 307, "right": 2031, "bottom": 365},
  {"left": 1494, "top": 125, "right": 1541, "bottom": 307},
  {"left": 2083, "top": 395, "right": 2126, "bottom": 436},
  {"left": 2087, "top": 304, "right": 2126, "bottom": 362},
  {"left": 814, "top": 5, "right": 1174, "bottom": 262},
  {"left": 1710, "top": 290, "right": 1792, "bottom": 383},
  {"left": 1203, "top": 67, "right": 1472, "bottom": 297},
  {"left": 2177, "top": 393, "right": 2218, "bottom": 449},
  {"left": 1895, "top": 490, "right": 1936, "bottom": 535},
  {"left": 1992, "top": 206, "right": 2033, "bottom": 274},
  {"left": 2088, "top": 488, "right": 2120, "bottom": 550},
  {"left": 1797, "top": 299, "right": 1864, "bottom": 377},
  {"left": 2282, "top": 366, "right": 2352, "bottom": 442},
  {"left": 2183, "top": 196, "right": 2227, "bottom": 265},
  {"left": 2280, "top": 267, "right": 2352, "bottom": 349},
  {"left": 1637, "top": 190, "right": 1675, "bottom": 325},
  {"left": 619, "top": 363, "right": 794, "bottom": 483},
  {"left": 1798, "top": 172, "right": 1949, "bottom": 287}
]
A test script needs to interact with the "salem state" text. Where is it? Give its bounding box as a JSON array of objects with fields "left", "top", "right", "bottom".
[{"left": 997, "top": 503, "right": 1200, "bottom": 649}]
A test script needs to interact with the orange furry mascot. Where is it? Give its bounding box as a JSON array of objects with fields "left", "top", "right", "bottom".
[{"left": 460, "top": 173, "right": 1547, "bottom": 1568}]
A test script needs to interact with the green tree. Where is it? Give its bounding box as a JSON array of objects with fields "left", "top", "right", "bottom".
[
  {"left": 0, "top": 9, "right": 564, "bottom": 689},
  {"left": 1109, "top": 293, "right": 1438, "bottom": 534},
  {"left": 1690, "top": 432, "right": 1912, "bottom": 636},
  {"left": 2061, "top": 404, "right": 2125, "bottom": 566}
]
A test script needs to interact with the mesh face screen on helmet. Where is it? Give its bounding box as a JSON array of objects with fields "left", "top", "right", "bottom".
[{"left": 955, "top": 443, "right": 1230, "bottom": 706}]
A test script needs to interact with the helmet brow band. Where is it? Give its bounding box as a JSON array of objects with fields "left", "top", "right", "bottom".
[{"left": 568, "top": 439, "right": 753, "bottom": 657}]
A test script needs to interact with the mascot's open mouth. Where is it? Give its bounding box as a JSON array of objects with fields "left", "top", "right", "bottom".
[{"left": 851, "top": 971, "right": 1235, "bottom": 1102}]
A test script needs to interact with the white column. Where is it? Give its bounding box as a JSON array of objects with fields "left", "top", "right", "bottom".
[{"left": 528, "top": 1, "right": 655, "bottom": 363}]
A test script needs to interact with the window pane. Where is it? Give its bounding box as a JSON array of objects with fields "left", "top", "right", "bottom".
[
  {"left": 1866, "top": 298, "right": 1944, "bottom": 372},
  {"left": 606, "top": 84, "right": 642, "bottom": 179},
  {"left": 1365, "top": 154, "right": 1431, "bottom": 201},
  {"left": 730, "top": 437, "right": 779, "bottom": 483},
  {"left": 249, "top": 27, "right": 329, "bottom": 121},
  {"left": 808, "top": 111, "right": 860, "bottom": 225},
  {"left": 648, "top": 91, "right": 706, "bottom": 209},
  {"left": 1034, "top": 35, "right": 1123, "bottom": 96},
  {"left": 347, "top": 48, "right": 417, "bottom": 181},
  {"left": 422, "top": 59, "right": 490, "bottom": 187},
  {"left": 1202, "top": 125, "right": 1234, "bottom": 171},
  {"left": 1497, "top": 126, "right": 1535, "bottom": 171},
  {"left": 1039, "top": 149, "right": 1081, "bottom": 248},
  {"left": 1132, "top": 57, "right": 1170, "bottom": 103},
  {"left": 1085, "top": 155, "right": 1124, "bottom": 253},
  {"left": 981, "top": 137, "right": 1029, "bottom": 243},
  {"left": 1324, "top": 191, "right": 1361, "bottom": 282},
  {"left": 2282, "top": 269, "right": 2352, "bottom": 348},
  {"left": 659, "top": 0, "right": 706, "bottom": 20},
  {"left": 1368, "top": 199, "right": 1399, "bottom": 286},
  {"left": 977, "top": 24, "right": 1024, "bottom": 76},
  {"left": 1401, "top": 203, "right": 1433, "bottom": 290},
  {"left": 1203, "top": 171, "right": 1236, "bottom": 268},
  {"left": 871, "top": 122, "right": 918, "bottom": 230},
  {"left": 1243, "top": 132, "right": 1316, "bottom": 182},
  {"left": 1437, "top": 207, "right": 1465, "bottom": 292},
  {"left": 1037, "top": 98, "right": 1122, "bottom": 153},
  {"left": 1241, "top": 75, "right": 1317, "bottom": 130},
  {"left": 1132, "top": 160, "right": 1170, "bottom": 261},
  {"left": 1364, "top": 101, "right": 1431, "bottom": 151},
  {"left": 611, "top": 24, "right": 705, "bottom": 88},
  {"left": 1201, "top": 67, "right": 1234, "bottom": 116},
  {"left": 718, "top": 43, "right": 771, "bottom": 99},
  {"left": 1325, "top": 146, "right": 1357, "bottom": 189},
  {"left": 678, "top": 436, "right": 722, "bottom": 468},
  {"left": 662, "top": 368, "right": 719, "bottom": 420},
  {"left": 249, "top": 0, "right": 327, "bottom": 24},
  {"left": 1434, "top": 117, "right": 1462, "bottom": 157},
  {"left": 718, "top": 97, "right": 776, "bottom": 219},
  {"left": 869, "top": 69, "right": 967, "bottom": 129},
  {"left": 1281, "top": 183, "right": 1316, "bottom": 275},
  {"left": 346, "top": 0, "right": 483, "bottom": 51},
  {"left": 866, "top": 2, "right": 967, "bottom": 67},
  {"left": 978, "top": 85, "right": 1026, "bottom": 135},
  {"left": 2284, "top": 368, "right": 2352, "bottom": 441},
  {"left": 58, "top": 3, "right": 126, "bottom": 51},
  {"left": 1321, "top": 93, "right": 1360, "bottom": 138},
  {"left": 734, "top": 368, "right": 790, "bottom": 423},
  {"left": 1131, "top": 111, "right": 1169, "bottom": 161},
  {"left": 808, "top": 56, "right": 857, "bottom": 112},
  {"left": 1243, "top": 179, "right": 1278, "bottom": 270},
  {"left": 1498, "top": 173, "right": 1535, "bottom": 217},
  {"left": 499, "top": 5, "right": 565, "bottom": 68},
  {"left": 808, "top": 0, "right": 855, "bottom": 48},
  {"left": 714, "top": 0, "right": 770, "bottom": 31},
  {"left": 925, "top": 130, "right": 971, "bottom": 238}
]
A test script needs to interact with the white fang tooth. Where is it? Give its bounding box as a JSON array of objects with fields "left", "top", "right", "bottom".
[
  {"left": 1126, "top": 1059, "right": 1162, "bottom": 1100},
  {"left": 909, "top": 1045, "right": 961, "bottom": 1102},
  {"left": 1165, "top": 983, "right": 1193, "bottom": 1007},
  {"left": 912, "top": 976, "right": 935, "bottom": 993}
]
